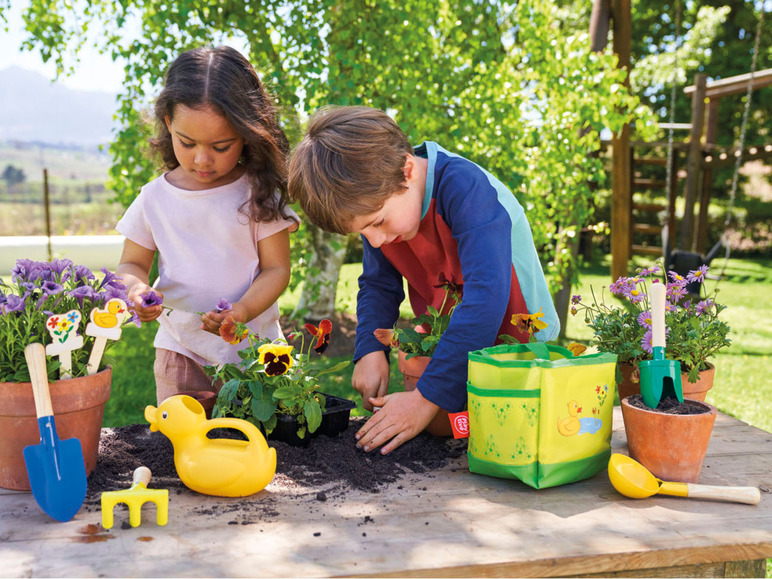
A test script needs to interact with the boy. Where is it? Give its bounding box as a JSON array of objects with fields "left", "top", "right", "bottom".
[{"left": 288, "top": 106, "right": 558, "bottom": 455}]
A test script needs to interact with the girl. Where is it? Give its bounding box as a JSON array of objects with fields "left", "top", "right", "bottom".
[{"left": 116, "top": 46, "right": 298, "bottom": 404}]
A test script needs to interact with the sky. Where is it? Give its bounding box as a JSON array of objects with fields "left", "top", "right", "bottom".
[{"left": 0, "top": 1, "right": 125, "bottom": 94}]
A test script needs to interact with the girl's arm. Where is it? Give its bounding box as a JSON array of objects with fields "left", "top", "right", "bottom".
[
  {"left": 116, "top": 239, "right": 163, "bottom": 323},
  {"left": 200, "top": 228, "right": 291, "bottom": 334}
]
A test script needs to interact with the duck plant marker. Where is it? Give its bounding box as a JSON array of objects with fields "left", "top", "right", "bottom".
[
  {"left": 23, "top": 343, "right": 87, "bottom": 521},
  {"left": 44, "top": 311, "right": 83, "bottom": 379},
  {"left": 85, "top": 298, "right": 129, "bottom": 375}
]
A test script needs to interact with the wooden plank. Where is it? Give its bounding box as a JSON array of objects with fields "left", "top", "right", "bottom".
[
  {"left": 684, "top": 68, "right": 772, "bottom": 99},
  {"left": 680, "top": 73, "right": 706, "bottom": 252},
  {"left": 1, "top": 409, "right": 771, "bottom": 578},
  {"left": 610, "top": 0, "right": 632, "bottom": 282}
]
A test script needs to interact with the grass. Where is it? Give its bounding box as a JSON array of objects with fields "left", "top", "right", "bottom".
[{"left": 107, "top": 255, "right": 772, "bottom": 434}]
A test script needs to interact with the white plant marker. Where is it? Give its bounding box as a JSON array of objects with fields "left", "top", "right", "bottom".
[
  {"left": 45, "top": 310, "right": 84, "bottom": 379},
  {"left": 85, "top": 298, "right": 129, "bottom": 375}
]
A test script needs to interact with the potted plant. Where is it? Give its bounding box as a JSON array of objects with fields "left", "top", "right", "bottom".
[
  {"left": 0, "top": 258, "right": 135, "bottom": 490},
  {"left": 207, "top": 318, "right": 353, "bottom": 447},
  {"left": 572, "top": 261, "right": 731, "bottom": 483},
  {"left": 374, "top": 275, "right": 462, "bottom": 388},
  {"left": 571, "top": 261, "right": 730, "bottom": 401}
]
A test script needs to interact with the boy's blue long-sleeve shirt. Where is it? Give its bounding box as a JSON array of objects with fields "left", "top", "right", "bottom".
[{"left": 354, "top": 142, "right": 559, "bottom": 412}]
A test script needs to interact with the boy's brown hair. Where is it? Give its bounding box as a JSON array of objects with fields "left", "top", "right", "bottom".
[{"left": 288, "top": 106, "right": 414, "bottom": 234}]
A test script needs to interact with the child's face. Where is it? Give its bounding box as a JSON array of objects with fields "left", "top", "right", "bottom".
[
  {"left": 165, "top": 104, "right": 245, "bottom": 190},
  {"left": 348, "top": 155, "right": 426, "bottom": 248}
]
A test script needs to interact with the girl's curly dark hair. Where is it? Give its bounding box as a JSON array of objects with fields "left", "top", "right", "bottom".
[{"left": 151, "top": 45, "right": 295, "bottom": 225}]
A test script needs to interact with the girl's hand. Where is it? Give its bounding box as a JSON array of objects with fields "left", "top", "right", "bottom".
[
  {"left": 351, "top": 351, "right": 390, "bottom": 412},
  {"left": 355, "top": 389, "right": 440, "bottom": 455},
  {"left": 200, "top": 302, "right": 248, "bottom": 335},
  {"left": 128, "top": 283, "right": 164, "bottom": 323}
]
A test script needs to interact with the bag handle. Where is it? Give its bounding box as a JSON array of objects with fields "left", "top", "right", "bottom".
[{"left": 524, "top": 342, "right": 551, "bottom": 360}]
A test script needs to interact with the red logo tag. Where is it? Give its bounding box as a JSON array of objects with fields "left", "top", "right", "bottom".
[{"left": 449, "top": 411, "right": 470, "bottom": 439}]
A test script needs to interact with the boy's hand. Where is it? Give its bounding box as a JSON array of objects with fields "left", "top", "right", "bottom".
[
  {"left": 127, "top": 283, "right": 164, "bottom": 323},
  {"left": 200, "top": 302, "right": 248, "bottom": 335},
  {"left": 355, "top": 389, "right": 439, "bottom": 454},
  {"left": 351, "top": 351, "right": 390, "bottom": 411}
]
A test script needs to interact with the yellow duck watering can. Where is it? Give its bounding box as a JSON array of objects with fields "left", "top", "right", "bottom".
[{"left": 145, "top": 395, "right": 277, "bottom": 497}]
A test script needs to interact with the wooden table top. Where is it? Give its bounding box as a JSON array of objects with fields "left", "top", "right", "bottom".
[{"left": 1, "top": 407, "right": 770, "bottom": 578}]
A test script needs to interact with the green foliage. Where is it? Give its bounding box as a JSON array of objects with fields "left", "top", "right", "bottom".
[
  {"left": 11, "top": 0, "right": 650, "bottom": 303},
  {"left": 206, "top": 323, "right": 349, "bottom": 439}
]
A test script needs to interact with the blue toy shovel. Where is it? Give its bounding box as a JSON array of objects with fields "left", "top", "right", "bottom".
[
  {"left": 639, "top": 283, "right": 683, "bottom": 409},
  {"left": 23, "top": 343, "right": 87, "bottom": 522}
]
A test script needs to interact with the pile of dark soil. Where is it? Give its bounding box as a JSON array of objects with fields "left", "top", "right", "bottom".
[
  {"left": 86, "top": 417, "right": 467, "bottom": 508},
  {"left": 626, "top": 394, "right": 710, "bottom": 415}
]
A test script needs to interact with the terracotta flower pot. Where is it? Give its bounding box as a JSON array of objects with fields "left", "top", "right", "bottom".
[
  {"left": 617, "top": 362, "right": 715, "bottom": 402},
  {"left": 0, "top": 368, "right": 112, "bottom": 491},
  {"left": 681, "top": 363, "right": 715, "bottom": 402},
  {"left": 616, "top": 362, "right": 640, "bottom": 401},
  {"left": 397, "top": 351, "right": 431, "bottom": 389},
  {"left": 620, "top": 396, "right": 717, "bottom": 483}
]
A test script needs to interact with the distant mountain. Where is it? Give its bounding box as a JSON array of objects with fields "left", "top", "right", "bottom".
[{"left": 0, "top": 66, "right": 117, "bottom": 146}]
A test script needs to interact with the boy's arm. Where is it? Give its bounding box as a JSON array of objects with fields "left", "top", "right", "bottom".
[
  {"left": 417, "top": 165, "right": 557, "bottom": 413},
  {"left": 353, "top": 236, "right": 405, "bottom": 361}
]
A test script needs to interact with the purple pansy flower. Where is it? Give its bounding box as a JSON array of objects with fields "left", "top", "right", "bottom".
[
  {"left": 687, "top": 265, "right": 709, "bottom": 284},
  {"left": 668, "top": 271, "right": 687, "bottom": 286},
  {"left": 695, "top": 299, "right": 714, "bottom": 317},
  {"left": 68, "top": 285, "right": 99, "bottom": 307},
  {"left": 641, "top": 329, "right": 653, "bottom": 354},
  {"left": 215, "top": 298, "right": 233, "bottom": 313},
  {"left": 140, "top": 291, "right": 164, "bottom": 308},
  {"left": 98, "top": 267, "right": 125, "bottom": 291},
  {"left": 1, "top": 294, "right": 26, "bottom": 314}
]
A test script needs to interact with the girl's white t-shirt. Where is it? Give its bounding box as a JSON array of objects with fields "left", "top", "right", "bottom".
[{"left": 117, "top": 172, "right": 298, "bottom": 366}]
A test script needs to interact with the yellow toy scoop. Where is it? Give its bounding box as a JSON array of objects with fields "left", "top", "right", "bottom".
[
  {"left": 608, "top": 454, "right": 760, "bottom": 505},
  {"left": 101, "top": 466, "right": 169, "bottom": 529}
]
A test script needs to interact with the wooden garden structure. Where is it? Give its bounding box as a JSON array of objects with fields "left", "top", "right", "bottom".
[{"left": 592, "top": 0, "right": 772, "bottom": 281}]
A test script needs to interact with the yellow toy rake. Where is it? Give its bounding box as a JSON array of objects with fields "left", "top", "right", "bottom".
[{"left": 101, "top": 466, "right": 169, "bottom": 529}]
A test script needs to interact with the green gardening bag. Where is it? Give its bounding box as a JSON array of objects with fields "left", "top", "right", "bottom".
[{"left": 467, "top": 342, "right": 617, "bottom": 489}]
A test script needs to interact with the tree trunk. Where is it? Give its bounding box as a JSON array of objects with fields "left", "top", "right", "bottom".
[{"left": 292, "top": 225, "right": 348, "bottom": 321}]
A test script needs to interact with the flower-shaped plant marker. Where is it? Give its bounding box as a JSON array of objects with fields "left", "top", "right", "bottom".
[
  {"left": 45, "top": 310, "right": 83, "bottom": 379},
  {"left": 85, "top": 298, "right": 130, "bottom": 375}
]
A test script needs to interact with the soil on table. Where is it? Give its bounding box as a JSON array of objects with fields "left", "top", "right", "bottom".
[
  {"left": 86, "top": 312, "right": 468, "bottom": 527},
  {"left": 626, "top": 393, "right": 710, "bottom": 415}
]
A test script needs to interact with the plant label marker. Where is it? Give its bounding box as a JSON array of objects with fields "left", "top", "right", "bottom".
[
  {"left": 44, "top": 311, "right": 84, "bottom": 379},
  {"left": 85, "top": 298, "right": 129, "bottom": 375}
]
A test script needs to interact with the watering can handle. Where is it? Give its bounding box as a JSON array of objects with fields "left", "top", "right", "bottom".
[
  {"left": 686, "top": 483, "right": 761, "bottom": 505},
  {"left": 650, "top": 282, "right": 667, "bottom": 350}
]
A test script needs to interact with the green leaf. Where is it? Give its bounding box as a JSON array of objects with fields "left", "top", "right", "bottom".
[
  {"left": 304, "top": 399, "right": 322, "bottom": 433},
  {"left": 251, "top": 392, "right": 278, "bottom": 422}
]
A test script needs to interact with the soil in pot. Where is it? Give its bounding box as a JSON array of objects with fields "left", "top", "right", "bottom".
[{"left": 621, "top": 394, "right": 717, "bottom": 484}]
